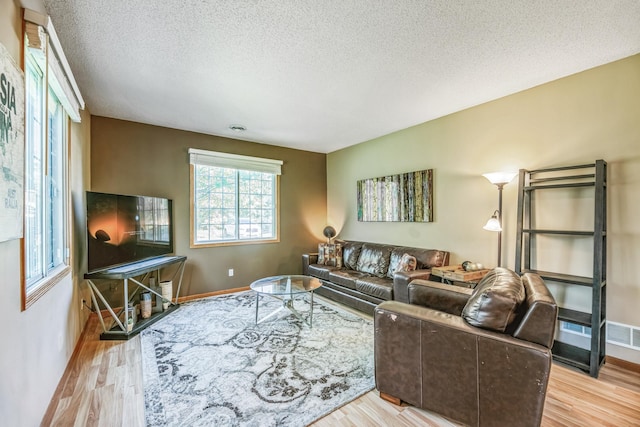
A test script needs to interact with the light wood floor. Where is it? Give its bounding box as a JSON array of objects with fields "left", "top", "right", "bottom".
[{"left": 42, "top": 306, "right": 640, "bottom": 427}]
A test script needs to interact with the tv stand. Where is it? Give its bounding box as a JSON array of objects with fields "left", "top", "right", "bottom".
[{"left": 84, "top": 255, "right": 187, "bottom": 340}]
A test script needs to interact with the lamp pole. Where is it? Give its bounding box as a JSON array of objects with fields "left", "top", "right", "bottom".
[
  {"left": 483, "top": 171, "right": 517, "bottom": 269},
  {"left": 496, "top": 183, "right": 504, "bottom": 267}
]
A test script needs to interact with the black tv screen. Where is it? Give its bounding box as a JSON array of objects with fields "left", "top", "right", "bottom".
[{"left": 86, "top": 191, "right": 174, "bottom": 272}]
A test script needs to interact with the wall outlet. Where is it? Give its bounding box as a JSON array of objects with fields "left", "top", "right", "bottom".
[{"left": 228, "top": 269, "right": 234, "bottom": 277}]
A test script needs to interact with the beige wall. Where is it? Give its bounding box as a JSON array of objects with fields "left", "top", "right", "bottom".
[
  {"left": 328, "top": 54, "right": 640, "bottom": 363},
  {"left": 0, "top": 1, "right": 92, "bottom": 425},
  {"left": 90, "top": 117, "right": 327, "bottom": 296}
]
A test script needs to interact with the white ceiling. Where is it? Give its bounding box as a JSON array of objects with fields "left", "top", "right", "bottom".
[{"left": 37, "top": 0, "right": 640, "bottom": 154}]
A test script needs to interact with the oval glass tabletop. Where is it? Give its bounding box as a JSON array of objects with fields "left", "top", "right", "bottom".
[{"left": 250, "top": 275, "right": 322, "bottom": 296}]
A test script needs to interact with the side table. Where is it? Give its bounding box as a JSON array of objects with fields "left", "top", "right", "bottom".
[{"left": 431, "top": 265, "right": 490, "bottom": 288}]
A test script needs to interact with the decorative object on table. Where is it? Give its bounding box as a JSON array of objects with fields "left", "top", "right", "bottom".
[
  {"left": 322, "top": 225, "right": 337, "bottom": 243},
  {"left": 126, "top": 303, "right": 136, "bottom": 332},
  {"left": 140, "top": 291, "right": 152, "bottom": 319},
  {"left": 482, "top": 171, "right": 518, "bottom": 266},
  {"left": 357, "top": 169, "right": 433, "bottom": 222},
  {"left": 461, "top": 260, "right": 484, "bottom": 271},
  {"left": 0, "top": 43, "right": 25, "bottom": 242},
  {"left": 160, "top": 280, "right": 173, "bottom": 309},
  {"left": 141, "top": 291, "right": 374, "bottom": 427}
]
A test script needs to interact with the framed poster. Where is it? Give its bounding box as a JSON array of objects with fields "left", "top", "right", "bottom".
[
  {"left": 357, "top": 169, "right": 433, "bottom": 222},
  {"left": 0, "top": 42, "right": 24, "bottom": 242}
]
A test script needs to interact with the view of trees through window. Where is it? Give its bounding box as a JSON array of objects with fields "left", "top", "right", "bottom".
[{"left": 194, "top": 165, "right": 276, "bottom": 243}]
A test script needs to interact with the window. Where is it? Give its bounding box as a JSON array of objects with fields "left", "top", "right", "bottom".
[
  {"left": 21, "top": 15, "right": 84, "bottom": 309},
  {"left": 189, "top": 149, "right": 282, "bottom": 246}
]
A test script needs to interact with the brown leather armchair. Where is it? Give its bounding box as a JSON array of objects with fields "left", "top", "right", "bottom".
[{"left": 374, "top": 268, "right": 558, "bottom": 427}]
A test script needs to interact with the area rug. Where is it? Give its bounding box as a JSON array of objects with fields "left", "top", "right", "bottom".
[{"left": 140, "top": 291, "right": 374, "bottom": 426}]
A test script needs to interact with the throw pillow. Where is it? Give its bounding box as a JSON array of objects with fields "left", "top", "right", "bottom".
[
  {"left": 324, "top": 243, "right": 343, "bottom": 268},
  {"left": 395, "top": 253, "right": 417, "bottom": 273},
  {"left": 462, "top": 267, "right": 525, "bottom": 333},
  {"left": 341, "top": 241, "right": 363, "bottom": 270},
  {"left": 356, "top": 244, "right": 393, "bottom": 278},
  {"left": 317, "top": 243, "right": 326, "bottom": 265}
]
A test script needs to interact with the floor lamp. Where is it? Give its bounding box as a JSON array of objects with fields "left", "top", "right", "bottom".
[{"left": 482, "top": 171, "right": 518, "bottom": 267}]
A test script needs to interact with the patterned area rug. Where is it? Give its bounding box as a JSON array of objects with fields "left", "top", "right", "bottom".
[{"left": 141, "top": 291, "right": 374, "bottom": 426}]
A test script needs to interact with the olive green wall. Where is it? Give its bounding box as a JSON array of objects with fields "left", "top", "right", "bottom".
[
  {"left": 0, "top": 0, "right": 92, "bottom": 425},
  {"left": 90, "top": 117, "right": 327, "bottom": 296},
  {"left": 328, "top": 54, "right": 640, "bottom": 363}
]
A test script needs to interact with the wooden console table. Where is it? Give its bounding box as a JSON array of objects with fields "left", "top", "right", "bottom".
[
  {"left": 431, "top": 265, "right": 490, "bottom": 288},
  {"left": 84, "top": 255, "right": 187, "bottom": 340}
]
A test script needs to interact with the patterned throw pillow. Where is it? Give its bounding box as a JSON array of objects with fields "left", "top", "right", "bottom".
[
  {"left": 395, "top": 253, "right": 417, "bottom": 273},
  {"left": 317, "top": 243, "right": 326, "bottom": 265},
  {"left": 325, "top": 243, "right": 343, "bottom": 268},
  {"left": 317, "top": 243, "right": 343, "bottom": 268}
]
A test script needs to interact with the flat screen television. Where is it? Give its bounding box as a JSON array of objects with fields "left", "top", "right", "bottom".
[{"left": 86, "top": 191, "right": 174, "bottom": 272}]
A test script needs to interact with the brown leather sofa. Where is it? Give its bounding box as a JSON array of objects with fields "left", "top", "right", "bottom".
[
  {"left": 302, "top": 241, "right": 450, "bottom": 315},
  {"left": 375, "top": 267, "right": 558, "bottom": 427}
]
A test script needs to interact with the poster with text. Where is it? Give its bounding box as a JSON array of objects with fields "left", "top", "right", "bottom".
[{"left": 0, "top": 42, "right": 24, "bottom": 242}]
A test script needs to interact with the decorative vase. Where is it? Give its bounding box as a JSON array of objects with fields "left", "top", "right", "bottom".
[
  {"left": 160, "top": 281, "right": 173, "bottom": 310},
  {"left": 140, "top": 291, "right": 152, "bottom": 319}
]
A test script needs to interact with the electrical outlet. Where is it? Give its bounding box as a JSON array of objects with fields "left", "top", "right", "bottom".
[{"left": 228, "top": 269, "right": 234, "bottom": 277}]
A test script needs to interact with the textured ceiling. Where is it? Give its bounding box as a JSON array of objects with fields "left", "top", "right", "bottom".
[{"left": 40, "top": 0, "right": 640, "bottom": 153}]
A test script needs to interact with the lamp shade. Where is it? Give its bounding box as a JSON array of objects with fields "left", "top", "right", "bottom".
[
  {"left": 323, "top": 226, "right": 337, "bottom": 242},
  {"left": 482, "top": 171, "right": 518, "bottom": 186},
  {"left": 483, "top": 213, "right": 502, "bottom": 232}
]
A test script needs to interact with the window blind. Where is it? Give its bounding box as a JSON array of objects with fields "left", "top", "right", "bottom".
[
  {"left": 188, "top": 148, "right": 283, "bottom": 175},
  {"left": 24, "top": 9, "right": 85, "bottom": 122}
]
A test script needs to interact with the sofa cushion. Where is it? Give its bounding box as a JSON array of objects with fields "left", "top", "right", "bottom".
[
  {"left": 341, "top": 241, "right": 364, "bottom": 270},
  {"left": 356, "top": 243, "right": 393, "bottom": 277},
  {"left": 397, "top": 253, "right": 417, "bottom": 272},
  {"left": 462, "top": 267, "right": 525, "bottom": 332},
  {"left": 328, "top": 270, "right": 369, "bottom": 290},
  {"left": 387, "top": 247, "right": 448, "bottom": 277},
  {"left": 356, "top": 276, "right": 393, "bottom": 300}
]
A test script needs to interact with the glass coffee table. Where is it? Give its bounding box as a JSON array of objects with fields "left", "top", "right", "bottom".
[{"left": 250, "top": 275, "right": 323, "bottom": 327}]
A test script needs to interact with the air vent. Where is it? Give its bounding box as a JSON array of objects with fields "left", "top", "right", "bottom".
[{"left": 607, "top": 321, "right": 640, "bottom": 350}]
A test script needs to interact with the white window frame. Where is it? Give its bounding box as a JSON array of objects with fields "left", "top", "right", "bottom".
[
  {"left": 21, "top": 19, "right": 77, "bottom": 310},
  {"left": 189, "top": 149, "right": 282, "bottom": 247}
]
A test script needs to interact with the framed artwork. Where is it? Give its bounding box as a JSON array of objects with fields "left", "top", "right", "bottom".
[
  {"left": 0, "top": 42, "right": 25, "bottom": 242},
  {"left": 357, "top": 169, "right": 433, "bottom": 222}
]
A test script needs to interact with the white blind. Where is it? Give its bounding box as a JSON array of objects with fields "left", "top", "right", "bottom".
[
  {"left": 24, "top": 9, "right": 85, "bottom": 122},
  {"left": 188, "top": 148, "right": 283, "bottom": 175}
]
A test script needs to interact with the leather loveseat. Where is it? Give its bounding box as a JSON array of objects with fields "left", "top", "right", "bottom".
[
  {"left": 375, "top": 267, "right": 558, "bottom": 427},
  {"left": 302, "top": 240, "right": 450, "bottom": 315}
]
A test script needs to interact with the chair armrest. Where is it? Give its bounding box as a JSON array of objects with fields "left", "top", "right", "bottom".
[
  {"left": 393, "top": 269, "right": 432, "bottom": 303},
  {"left": 376, "top": 300, "right": 551, "bottom": 355},
  {"left": 302, "top": 253, "right": 319, "bottom": 275},
  {"left": 408, "top": 279, "right": 472, "bottom": 316}
]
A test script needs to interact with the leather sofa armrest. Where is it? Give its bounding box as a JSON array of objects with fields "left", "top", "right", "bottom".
[
  {"left": 393, "top": 269, "right": 432, "bottom": 303},
  {"left": 302, "top": 253, "right": 319, "bottom": 275},
  {"left": 408, "top": 279, "right": 472, "bottom": 316}
]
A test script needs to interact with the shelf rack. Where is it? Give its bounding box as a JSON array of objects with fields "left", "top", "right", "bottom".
[{"left": 515, "top": 160, "right": 606, "bottom": 377}]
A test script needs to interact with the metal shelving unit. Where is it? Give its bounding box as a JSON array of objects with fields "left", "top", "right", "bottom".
[{"left": 515, "top": 160, "right": 606, "bottom": 377}]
